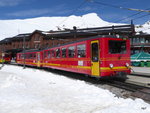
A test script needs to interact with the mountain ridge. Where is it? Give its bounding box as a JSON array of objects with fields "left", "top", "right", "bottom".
[{"left": 0, "top": 13, "right": 149, "bottom": 40}]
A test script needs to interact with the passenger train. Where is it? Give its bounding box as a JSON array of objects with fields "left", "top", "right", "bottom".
[
  {"left": 16, "top": 35, "right": 131, "bottom": 79},
  {"left": 0, "top": 53, "right": 12, "bottom": 63}
]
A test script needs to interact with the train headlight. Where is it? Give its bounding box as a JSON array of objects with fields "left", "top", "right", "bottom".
[
  {"left": 125, "top": 63, "right": 129, "bottom": 67},
  {"left": 109, "top": 64, "right": 114, "bottom": 68}
]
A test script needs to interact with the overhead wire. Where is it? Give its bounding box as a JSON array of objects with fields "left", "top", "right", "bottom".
[
  {"left": 57, "top": 0, "right": 87, "bottom": 28},
  {"left": 56, "top": 0, "right": 150, "bottom": 31},
  {"left": 88, "top": 0, "right": 150, "bottom": 13},
  {"left": 132, "top": 13, "right": 150, "bottom": 21},
  {"left": 87, "top": 0, "right": 150, "bottom": 25}
]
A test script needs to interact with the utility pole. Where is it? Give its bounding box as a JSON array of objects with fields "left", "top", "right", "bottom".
[
  {"left": 1, "top": 52, "right": 4, "bottom": 68},
  {"left": 23, "top": 35, "right": 26, "bottom": 69},
  {"left": 0, "top": 44, "right": 5, "bottom": 69}
]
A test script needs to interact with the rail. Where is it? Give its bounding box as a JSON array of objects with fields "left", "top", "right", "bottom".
[{"left": 105, "top": 79, "right": 150, "bottom": 102}]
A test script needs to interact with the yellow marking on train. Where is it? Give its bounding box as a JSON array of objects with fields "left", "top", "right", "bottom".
[
  {"left": 0, "top": 59, "right": 5, "bottom": 63},
  {"left": 17, "top": 60, "right": 130, "bottom": 72}
]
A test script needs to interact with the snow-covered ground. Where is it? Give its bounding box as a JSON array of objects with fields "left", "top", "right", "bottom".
[{"left": 0, "top": 65, "right": 149, "bottom": 113}]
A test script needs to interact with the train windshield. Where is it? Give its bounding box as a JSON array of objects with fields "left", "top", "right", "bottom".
[{"left": 109, "top": 40, "right": 126, "bottom": 54}]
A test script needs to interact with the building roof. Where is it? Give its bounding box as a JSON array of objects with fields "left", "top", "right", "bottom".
[
  {"left": 0, "top": 37, "right": 12, "bottom": 44},
  {"left": 131, "top": 52, "right": 150, "bottom": 61},
  {"left": 0, "top": 24, "right": 135, "bottom": 44},
  {"left": 11, "top": 33, "right": 31, "bottom": 41},
  {"left": 43, "top": 24, "right": 135, "bottom": 39}
]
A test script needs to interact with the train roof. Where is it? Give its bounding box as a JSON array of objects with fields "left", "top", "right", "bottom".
[
  {"left": 43, "top": 35, "right": 128, "bottom": 50},
  {"left": 18, "top": 49, "right": 41, "bottom": 54}
]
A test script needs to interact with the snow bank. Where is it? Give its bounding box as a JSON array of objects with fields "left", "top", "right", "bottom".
[{"left": 0, "top": 65, "right": 149, "bottom": 113}]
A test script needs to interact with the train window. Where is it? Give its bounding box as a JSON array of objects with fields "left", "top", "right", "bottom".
[
  {"left": 20, "top": 54, "right": 24, "bottom": 59},
  {"left": 27, "top": 54, "right": 29, "bottom": 59},
  {"left": 44, "top": 51, "right": 47, "bottom": 58},
  {"left": 29, "top": 54, "right": 32, "bottom": 59},
  {"left": 47, "top": 51, "right": 51, "bottom": 59},
  {"left": 25, "top": 54, "right": 27, "bottom": 59},
  {"left": 68, "top": 46, "right": 75, "bottom": 58},
  {"left": 33, "top": 53, "right": 36, "bottom": 59},
  {"left": 23, "top": 54, "right": 26, "bottom": 59},
  {"left": 30, "top": 54, "right": 32, "bottom": 59},
  {"left": 32, "top": 54, "right": 35, "bottom": 59},
  {"left": 51, "top": 50, "right": 55, "bottom": 58},
  {"left": 29, "top": 53, "right": 33, "bottom": 59},
  {"left": 56, "top": 49, "right": 60, "bottom": 58},
  {"left": 28, "top": 54, "right": 31, "bottom": 59},
  {"left": 109, "top": 40, "right": 126, "bottom": 54},
  {"left": 62, "top": 48, "right": 66, "bottom": 58},
  {"left": 91, "top": 43, "right": 99, "bottom": 62},
  {"left": 77, "top": 44, "right": 86, "bottom": 58}
]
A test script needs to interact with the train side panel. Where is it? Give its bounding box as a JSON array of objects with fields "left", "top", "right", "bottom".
[
  {"left": 0, "top": 53, "right": 12, "bottom": 63},
  {"left": 17, "top": 51, "right": 43, "bottom": 67},
  {"left": 43, "top": 41, "right": 92, "bottom": 75}
]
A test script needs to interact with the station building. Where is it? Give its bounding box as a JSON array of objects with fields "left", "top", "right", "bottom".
[
  {"left": 0, "top": 24, "right": 136, "bottom": 59},
  {"left": 130, "top": 34, "right": 150, "bottom": 55}
]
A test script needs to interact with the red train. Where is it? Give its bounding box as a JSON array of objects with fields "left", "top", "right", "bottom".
[
  {"left": 0, "top": 53, "right": 12, "bottom": 63},
  {"left": 16, "top": 35, "right": 131, "bottom": 79}
]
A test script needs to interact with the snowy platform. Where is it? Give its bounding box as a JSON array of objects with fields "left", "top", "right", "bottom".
[
  {"left": 127, "top": 67, "right": 150, "bottom": 87},
  {"left": 127, "top": 75, "right": 150, "bottom": 87},
  {"left": 131, "top": 67, "right": 150, "bottom": 75}
]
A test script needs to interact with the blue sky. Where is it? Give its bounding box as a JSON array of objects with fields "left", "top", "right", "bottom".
[{"left": 0, "top": 0, "right": 150, "bottom": 24}]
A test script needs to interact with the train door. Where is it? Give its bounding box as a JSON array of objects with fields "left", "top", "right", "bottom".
[
  {"left": 91, "top": 40, "right": 100, "bottom": 77},
  {"left": 37, "top": 52, "right": 40, "bottom": 67}
]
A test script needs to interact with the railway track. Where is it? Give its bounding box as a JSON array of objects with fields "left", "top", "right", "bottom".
[{"left": 105, "top": 78, "right": 150, "bottom": 102}]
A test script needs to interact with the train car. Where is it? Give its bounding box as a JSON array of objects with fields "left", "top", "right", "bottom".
[
  {"left": 0, "top": 52, "right": 12, "bottom": 63},
  {"left": 17, "top": 50, "right": 43, "bottom": 67},
  {"left": 42, "top": 35, "right": 131, "bottom": 78}
]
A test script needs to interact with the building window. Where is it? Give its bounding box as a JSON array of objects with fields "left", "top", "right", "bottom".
[
  {"left": 145, "top": 38, "right": 150, "bottom": 43},
  {"left": 68, "top": 46, "right": 75, "bottom": 58},
  {"left": 77, "top": 44, "right": 86, "bottom": 58},
  {"left": 35, "top": 36, "right": 40, "bottom": 41},
  {"left": 45, "top": 43, "right": 49, "bottom": 48},
  {"left": 140, "top": 38, "right": 145, "bottom": 43},
  {"left": 35, "top": 43, "right": 40, "bottom": 49}
]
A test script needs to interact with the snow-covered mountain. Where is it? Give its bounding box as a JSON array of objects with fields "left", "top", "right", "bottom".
[
  {"left": 135, "top": 21, "right": 150, "bottom": 34},
  {"left": 0, "top": 13, "right": 120, "bottom": 40},
  {"left": 0, "top": 13, "right": 149, "bottom": 40}
]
